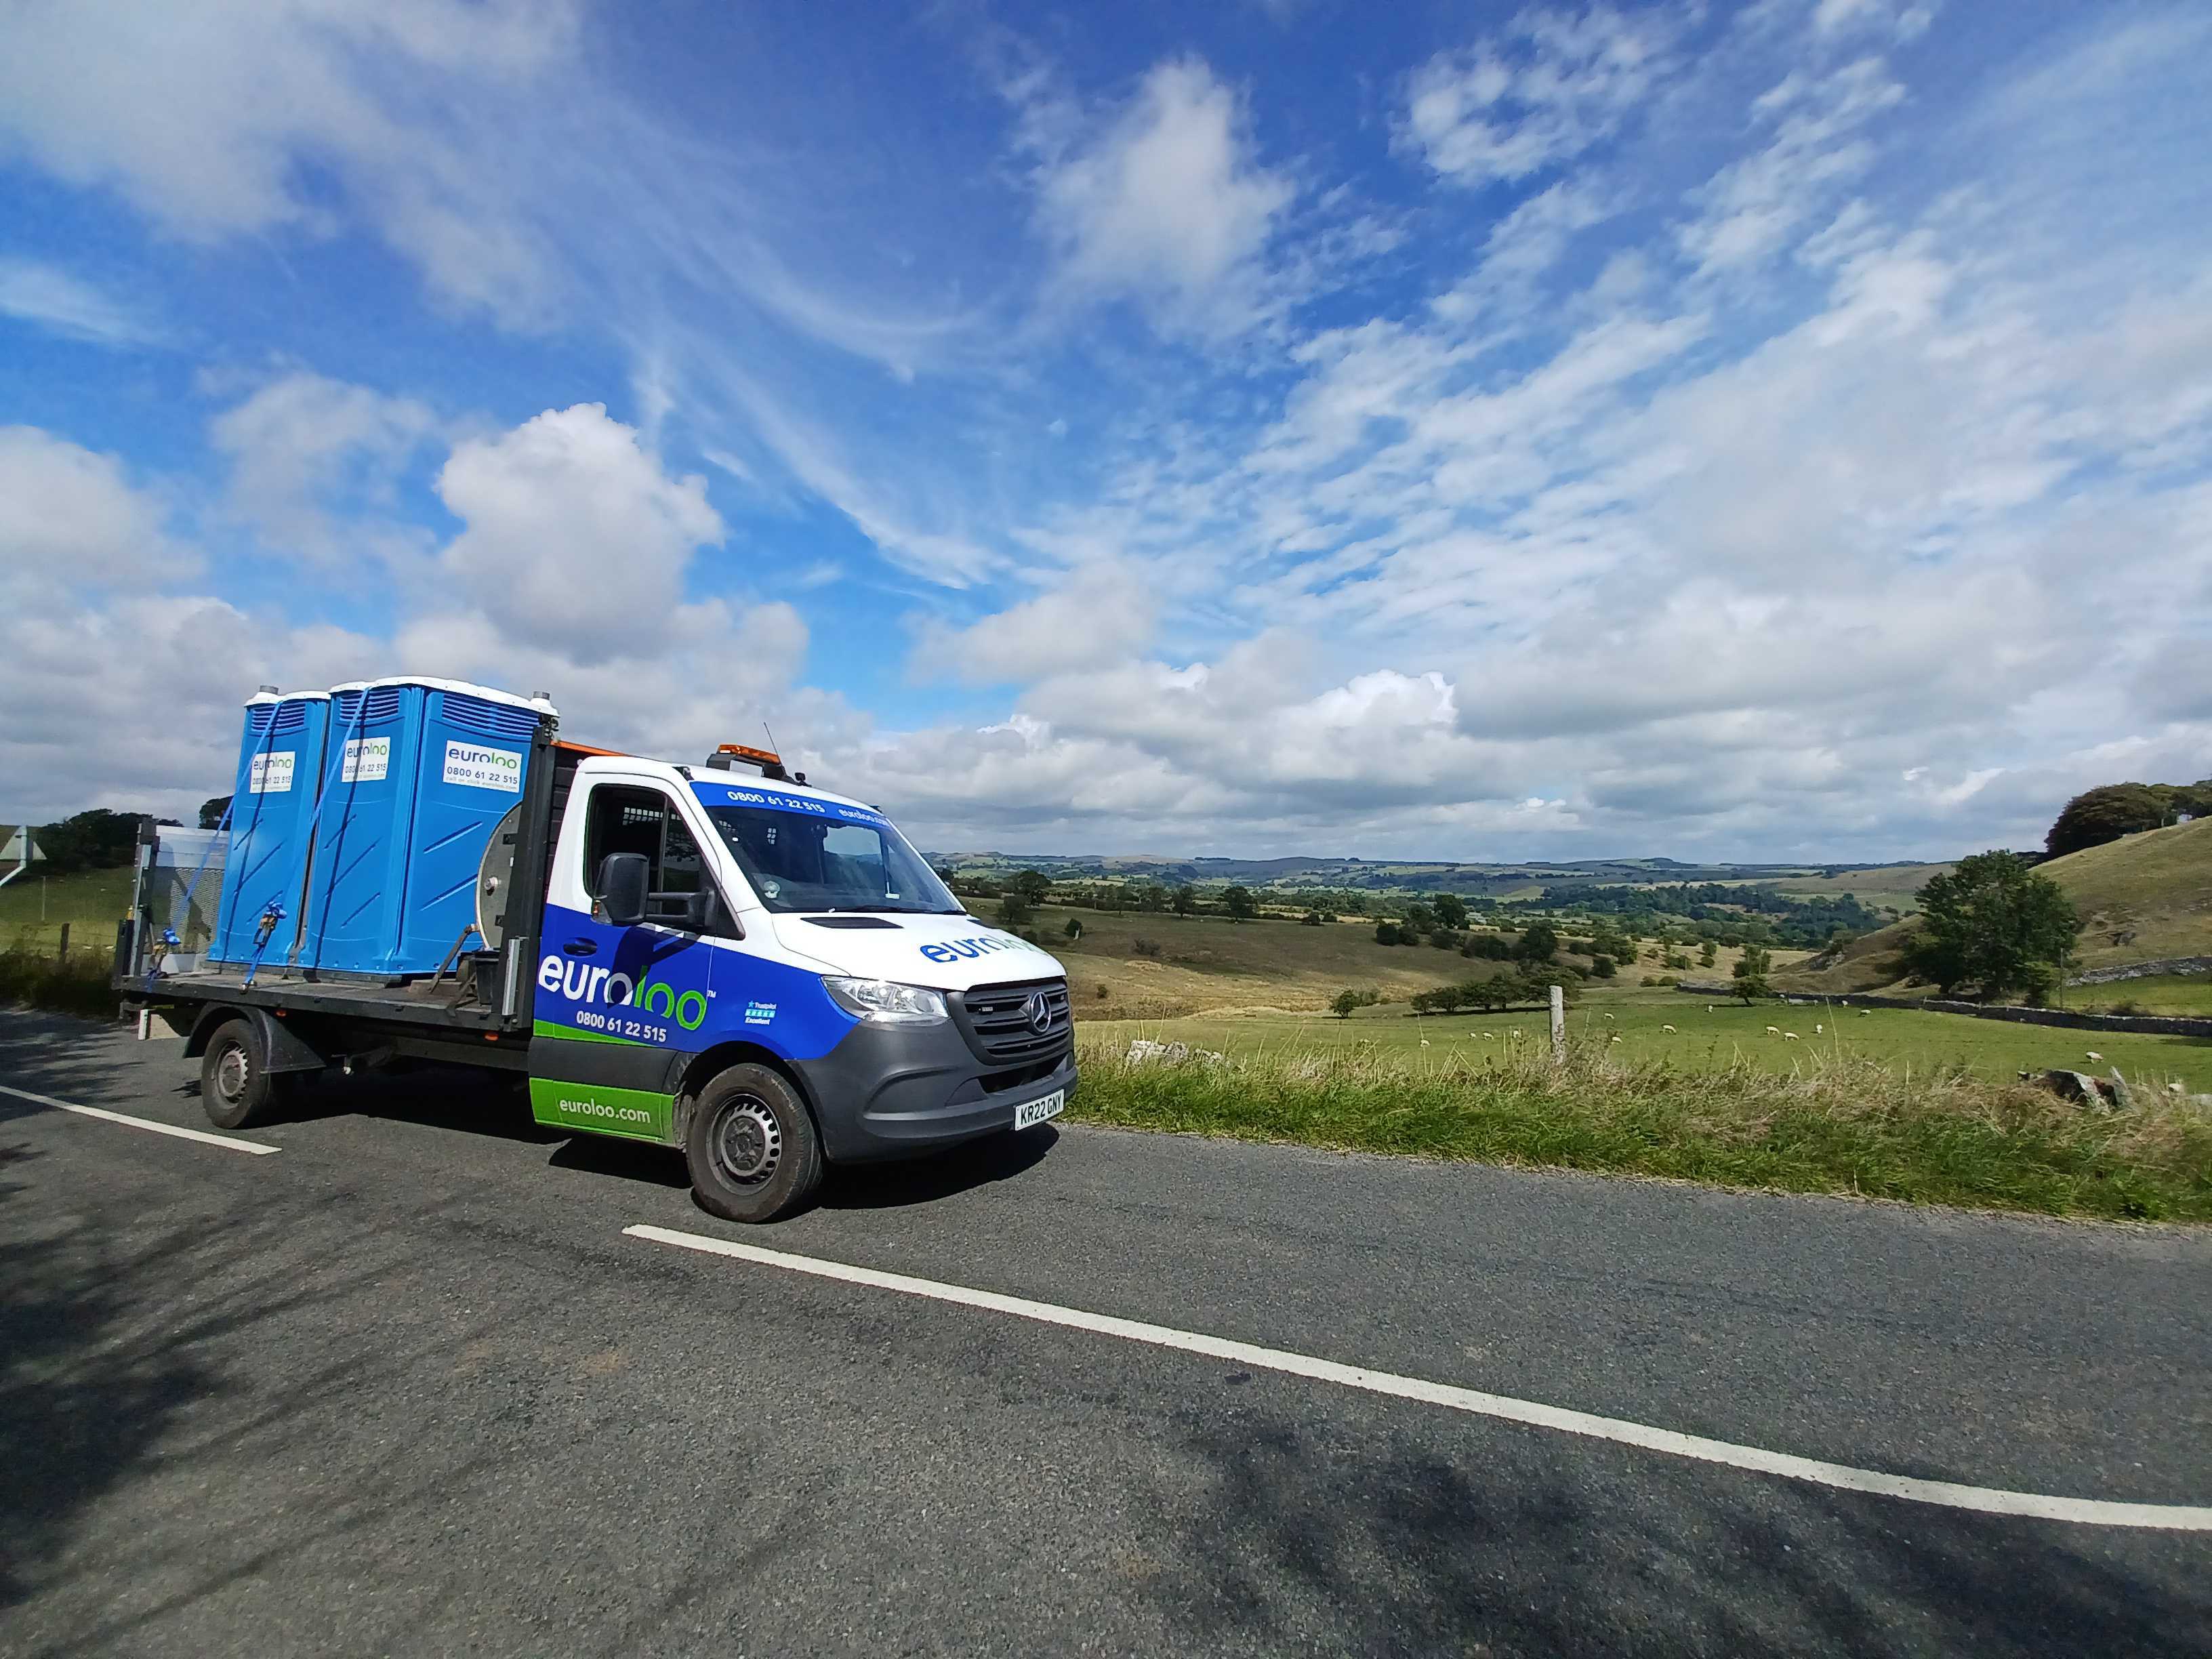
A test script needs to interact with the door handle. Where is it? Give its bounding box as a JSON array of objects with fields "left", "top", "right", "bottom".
[{"left": 562, "top": 940, "right": 598, "bottom": 957}]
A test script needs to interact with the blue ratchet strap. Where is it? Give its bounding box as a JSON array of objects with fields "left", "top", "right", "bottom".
[{"left": 278, "top": 687, "right": 373, "bottom": 976}]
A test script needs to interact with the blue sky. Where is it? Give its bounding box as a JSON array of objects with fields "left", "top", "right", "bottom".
[{"left": 2, "top": 0, "right": 2207, "bottom": 860}]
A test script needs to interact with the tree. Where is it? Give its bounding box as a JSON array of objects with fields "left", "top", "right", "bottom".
[
  {"left": 1012, "top": 869, "right": 1053, "bottom": 905},
  {"left": 2045, "top": 784, "right": 2170, "bottom": 857},
  {"left": 1374, "top": 920, "right": 1401, "bottom": 945},
  {"left": 1404, "top": 902, "right": 1436, "bottom": 935},
  {"left": 1699, "top": 939, "right": 1717, "bottom": 967},
  {"left": 1589, "top": 953, "right": 1615, "bottom": 979},
  {"left": 33, "top": 808, "right": 144, "bottom": 876},
  {"left": 1222, "top": 885, "right": 1258, "bottom": 922},
  {"left": 1512, "top": 920, "right": 1559, "bottom": 966},
  {"left": 200, "top": 796, "right": 233, "bottom": 830},
  {"left": 1732, "top": 943, "right": 1771, "bottom": 1002},
  {"left": 1331, "top": 987, "right": 1362, "bottom": 1019},
  {"left": 1903, "top": 851, "right": 2081, "bottom": 1000},
  {"left": 996, "top": 892, "right": 1033, "bottom": 930},
  {"left": 1433, "top": 893, "right": 1468, "bottom": 931},
  {"left": 1171, "top": 884, "right": 1197, "bottom": 918}
]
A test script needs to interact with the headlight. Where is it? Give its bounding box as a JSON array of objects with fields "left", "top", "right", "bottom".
[{"left": 822, "top": 976, "right": 949, "bottom": 1025}]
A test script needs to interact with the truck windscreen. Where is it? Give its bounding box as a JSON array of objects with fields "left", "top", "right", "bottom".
[{"left": 703, "top": 804, "right": 963, "bottom": 916}]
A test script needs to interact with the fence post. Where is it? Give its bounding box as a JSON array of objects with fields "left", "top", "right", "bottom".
[
  {"left": 1550, "top": 983, "right": 1565, "bottom": 1063},
  {"left": 56, "top": 922, "right": 70, "bottom": 964}
]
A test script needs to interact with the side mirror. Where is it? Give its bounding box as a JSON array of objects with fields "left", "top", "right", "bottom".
[{"left": 596, "top": 853, "right": 650, "bottom": 927}]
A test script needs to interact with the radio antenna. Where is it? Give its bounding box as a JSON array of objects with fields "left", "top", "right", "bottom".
[
  {"left": 762, "top": 718, "right": 806, "bottom": 785},
  {"left": 762, "top": 719, "right": 782, "bottom": 759}
]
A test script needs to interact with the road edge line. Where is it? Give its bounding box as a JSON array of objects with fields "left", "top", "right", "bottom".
[
  {"left": 0, "top": 1084, "right": 281, "bottom": 1155},
  {"left": 624, "top": 1222, "right": 2212, "bottom": 1533}
]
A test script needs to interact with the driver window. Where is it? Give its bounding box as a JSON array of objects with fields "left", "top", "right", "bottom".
[{"left": 581, "top": 785, "right": 729, "bottom": 932}]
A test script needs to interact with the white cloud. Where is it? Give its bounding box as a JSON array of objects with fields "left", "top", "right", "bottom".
[
  {"left": 211, "top": 371, "right": 442, "bottom": 560},
  {"left": 1029, "top": 58, "right": 1293, "bottom": 329},
  {"left": 0, "top": 426, "right": 180, "bottom": 589},
  {"left": 0, "top": 258, "right": 162, "bottom": 346},
  {"left": 434, "top": 403, "right": 724, "bottom": 663},
  {"left": 910, "top": 566, "right": 1158, "bottom": 685},
  {"left": 1401, "top": 6, "right": 1677, "bottom": 188}
]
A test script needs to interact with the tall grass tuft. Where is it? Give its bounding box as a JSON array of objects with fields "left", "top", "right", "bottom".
[
  {"left": 1071, "top": 1033, "right": 2212, "bottom": 1223},
  {"left": 0, "top": 939, "right": 121, "bottom": 1021}
]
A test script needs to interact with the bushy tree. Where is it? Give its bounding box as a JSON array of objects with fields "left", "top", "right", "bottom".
[
  {"left": 1589, "top": 953, "right": 1616, "bottom": 979},
  {"left": 2045, "top": 784, "right": 2171, "bottom": 857},
  {"left": 1732, "top": 944, "right": 1772, "bottom": 1003},
  {"left": 32, "top": 808, "right": 144, "bottom": 876},
  {"left": 1903, "top": 851, "right": 2080, "bottom": 1000},
  {"left": 996, "top": 892, "right": 1033, "bottom": 929},
  {"left": 1512, "top": 921, "right": 1559, "bottom": 965},
  {"left": 1404, "top": 902, "right": 1436, "bottom": 935},
  {"left": 1013, "top": 869, "right": 1053, "bottom": 905},
  {"left": 1300, "top": 910, "right": 1324, "bottom": 927},
  {"left": 201, "top": 796, "right": 234, "bottom": 830},
  {"left": 1433, "top": 893, "right": 1469, "bottom": 931},
  {"left": 1332, "top": 987, "right": 1361, "bottom": 1019},
  {"left": 1171, "top": 884, "right": 1197, "bottom": 917},
  {"left": 1223, "top": 885, "right": 1258, "bottom": 921},
  {"left": 1699, "top": 939, "right": 1717, "bottom": 966},
  {"left": 1374, "top": 920, "right": 1401, "bottom": 945},
  {"left": 1461, "top": 933, "right": 1511, "bottom": 961}
]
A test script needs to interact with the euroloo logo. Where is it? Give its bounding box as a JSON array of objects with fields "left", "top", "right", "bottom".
[{"left": 537, "top": 954, "right": 708, "bottom": 1031}]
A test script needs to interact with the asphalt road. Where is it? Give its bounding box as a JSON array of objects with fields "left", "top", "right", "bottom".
[{"left": 3, "top": 1008, "right": 2209, "bottom": 1658}]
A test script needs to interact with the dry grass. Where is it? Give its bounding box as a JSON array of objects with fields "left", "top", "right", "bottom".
[{"left": 1071, "top": 1033, "right": 2212, "bottom": 1223}]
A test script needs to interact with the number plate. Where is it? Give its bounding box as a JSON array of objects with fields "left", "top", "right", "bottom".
[{"left": 1012, "top": 1088, "right": 1065, "bottom": 1131}]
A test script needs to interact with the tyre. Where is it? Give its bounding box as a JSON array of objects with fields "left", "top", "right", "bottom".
[
  {"left": 199, "top": 1017, "right": 290, "bottom": 1131},
  {"left": 684, "top": 1063, "right": 823, "bottom": 1224}
]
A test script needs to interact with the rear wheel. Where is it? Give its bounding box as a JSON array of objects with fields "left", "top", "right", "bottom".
[
  {"left": 684, "top": 1063, "right": 823, "bottom": 1224},
  {"left": 199, "top": 1018, "right": 293, "bottom": 1130}
]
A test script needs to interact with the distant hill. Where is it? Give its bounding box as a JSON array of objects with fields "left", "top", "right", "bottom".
[
  {"left": 1780, "top": 819, "right": 2212, "bottom": 994},
  {"left": 932, "top": 849, "right": 1937, "bottom": 895}
]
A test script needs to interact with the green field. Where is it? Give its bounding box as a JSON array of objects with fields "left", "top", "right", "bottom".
[
  {"left": 2066, "top": 975, "right": 2212, "bottom": 1018},
  {"left": 0, "top": 865, "right": 135, "bottom": 957},
  {"left": 1082, "top": 985, "right": 2210, "bottom": 1094}
]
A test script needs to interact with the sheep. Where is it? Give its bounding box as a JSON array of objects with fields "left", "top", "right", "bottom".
[
  {"left": 1858, "top": 1008, "right": 1870, "bottom": 1016},
  {"left": 1610, "top": 1035, "right": 1622, "bottom": 1043},
  {"left": 2169, "top": 1081, "right": 2186, "bottom": 1094},
  {"left": 1602, "top": 1013, "right": 1615, "bottom": 1022},
  {"left": 1662, "top": 1024, "right": 1677, "bottom": 1033},
  {"left": 2087, "top": 1052, "right": 2104, "bottom": 1062},
  {"left": 1420, "top": 1038, "right": 1431, "bottom": 1048},
  {"left": 1814, "top": 1023, "right": 1823, "bottom": 1035},
  {"left": 1765, "top": 1025, "right": 1781, "bottom": 1036},
  {"left": 1785, "top": 1031, "right": 1801, "bottom": 1041}
]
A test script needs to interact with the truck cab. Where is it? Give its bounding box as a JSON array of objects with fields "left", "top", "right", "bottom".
[{"left": 528, "top": 754, "right": 1075, "bottom": 1218}]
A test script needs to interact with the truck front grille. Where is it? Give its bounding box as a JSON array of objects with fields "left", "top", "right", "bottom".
[{"left": 955, "top": 977, "right": 1072, "bottom": 1065}]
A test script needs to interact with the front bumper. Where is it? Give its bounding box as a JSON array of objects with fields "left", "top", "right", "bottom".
[{"left": 794, "top": 1017, "right": 1077, "bottom": 1163}]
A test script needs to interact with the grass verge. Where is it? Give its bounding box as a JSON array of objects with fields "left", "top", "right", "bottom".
[
  {"left": 0, "top": 942, "right": 120, "bottom": 1021},
  {"left": 1070, "top": 1036, "right": 2212, "bottom": 1223}
]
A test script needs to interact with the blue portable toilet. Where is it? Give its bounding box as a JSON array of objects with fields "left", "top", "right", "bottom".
[
  {"left": 396, "top": 680, "right": 552, "bottom": 972},
  {"left": 299, "top": 680, "right": 427, "bottom": 975},
  {"left": 211, "top": 689, "right": 331, "bottom": 964},
  {"left": 301, "top": 678, "right": 553, "bottom": 977}
]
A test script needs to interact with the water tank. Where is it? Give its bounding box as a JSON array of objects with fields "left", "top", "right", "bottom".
[{"left": 210, "top": 691, "right": 331, "bottom": 964}]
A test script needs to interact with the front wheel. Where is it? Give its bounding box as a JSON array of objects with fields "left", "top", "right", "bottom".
[{"left": 684, "top": 1063, "right": 823, "bottom": 1224}]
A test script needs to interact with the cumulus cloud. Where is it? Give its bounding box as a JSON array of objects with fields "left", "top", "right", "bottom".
[
  {"left": 211, "top": 371, "right": 442, "bottom": 561},
  {"left": 434, "top": 403, "right": 724, "bottom": 661},
  {"left": 909, "top": 566, "right": 1158, "bottom": 685},
  {"left": 1028, "top": 58, "right": 1293, "bottom": 329}
]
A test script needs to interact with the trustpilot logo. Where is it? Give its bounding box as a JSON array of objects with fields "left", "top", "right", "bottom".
[{"left": 538, "top": 954, "right": 708, "bottom": 1030}]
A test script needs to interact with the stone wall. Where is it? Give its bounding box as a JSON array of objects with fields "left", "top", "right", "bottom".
[{"left": 2066, "top": 956, "right": 2212, "bottom": 987}]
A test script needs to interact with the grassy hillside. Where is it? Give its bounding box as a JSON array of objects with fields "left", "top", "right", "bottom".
[
  {"left": 1035, "top": 903, "right": 1794, "bottom": 1018},
  {"left": 1781, "top": 819, "right": 2212, "bottom": 997},
  {"left": 1745, "top": 862, "right": 1951, "bottom": 915},
  {"left": 0, "top": 864, "right": 136, "bottom": 958}
]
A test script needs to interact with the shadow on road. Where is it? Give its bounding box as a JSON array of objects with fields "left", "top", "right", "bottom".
[{"left": 1145, "top": 1411, "right": 2209, "bottom": 1656}]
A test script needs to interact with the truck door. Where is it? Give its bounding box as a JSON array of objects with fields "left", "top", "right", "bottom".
[{"left": 528, "top": 779, "right": 733, "bottom": 1143}]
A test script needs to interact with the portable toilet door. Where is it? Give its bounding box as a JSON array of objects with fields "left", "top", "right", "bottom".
[
  {"left": 299, "top": 680, "right": 427, "bottom": 975},
  {"left": 211, "top": 691, "right": 331, "bottom": 964},
  {"left": 392, "top": 681, "right": 554, "bottom": 975}
]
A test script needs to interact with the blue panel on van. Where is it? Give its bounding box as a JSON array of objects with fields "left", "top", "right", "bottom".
[{"left": 393, "top": 687, "right": 535, "bottom": 973}]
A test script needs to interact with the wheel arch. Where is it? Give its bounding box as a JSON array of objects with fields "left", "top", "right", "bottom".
[
  {"left": 674, "top": 1040, "right": 821, "bottom": 1144},
  {"left": 182, "top": 1004, "right": 329, "bottom": 1073}
]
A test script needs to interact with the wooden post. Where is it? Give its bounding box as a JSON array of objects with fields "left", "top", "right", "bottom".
[
  {"left": 56, "top": 922, "right": 70, "bottom": 964},
  {"left": 1550, "top": 983, "right": 1565, "bottom": 1063}
]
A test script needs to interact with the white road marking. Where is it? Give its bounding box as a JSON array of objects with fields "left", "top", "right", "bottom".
[
  {"left": 626, "top": 1223, "right": 2212, "bottom": 1533},
  {"left": 0, "top": 1084, "right": 281, "bottom": 1155}
]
